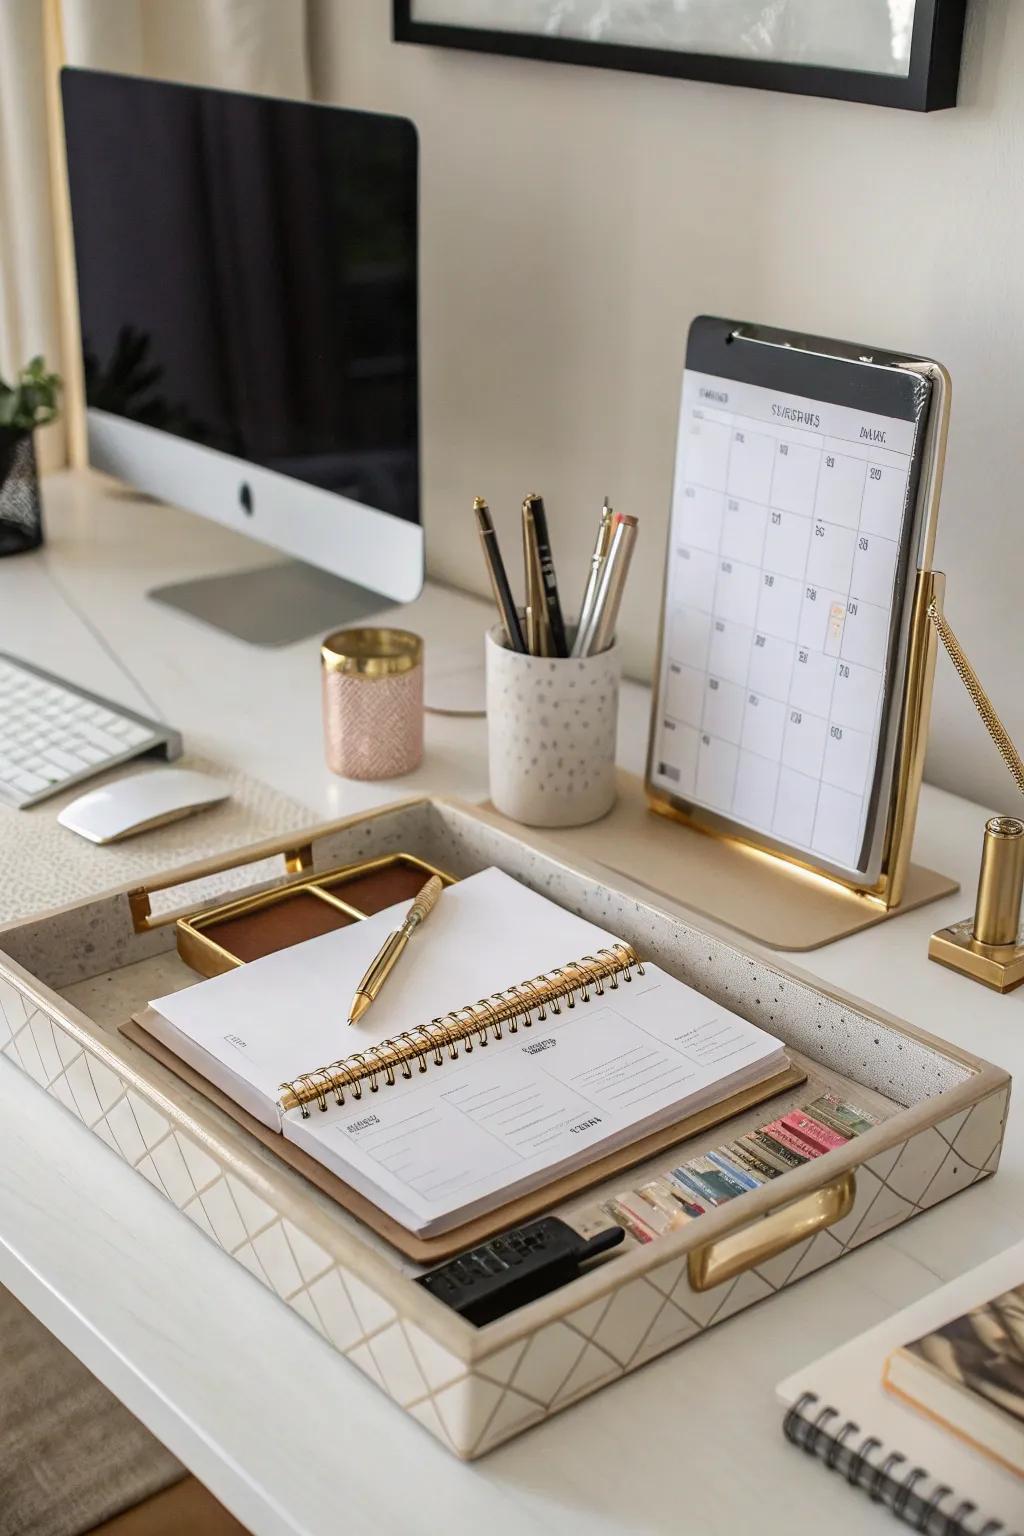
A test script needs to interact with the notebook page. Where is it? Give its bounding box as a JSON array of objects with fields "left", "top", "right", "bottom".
[
  {"left": 146, "top": 868, "right": 625, "bottom": 1123},
  {"left": 287, "top": 962, "right": 785, "bottom": 1235}
]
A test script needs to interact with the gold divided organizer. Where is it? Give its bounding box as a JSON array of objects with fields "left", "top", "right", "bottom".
[
  {"left": 174, "top": 852, "right": 454, "bottom": 977},
  {"left": 0, "top": 796, "right": 1009, "bottom": 1460}
]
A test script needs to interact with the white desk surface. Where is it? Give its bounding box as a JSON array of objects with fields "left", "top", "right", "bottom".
[{"left": 1, "top": 472, "right": 1020, "bottom": 1536}]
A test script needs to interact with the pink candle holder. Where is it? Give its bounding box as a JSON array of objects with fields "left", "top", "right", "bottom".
[{"left": 321, "top": 628, "right": 424, "bottom": 781}]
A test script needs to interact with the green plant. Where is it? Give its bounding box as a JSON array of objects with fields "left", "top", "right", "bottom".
[{"left": 0, "top": 356, "right": 61, "bottom": 432}]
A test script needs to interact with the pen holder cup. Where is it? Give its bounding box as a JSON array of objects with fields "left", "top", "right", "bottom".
[{"left": 485, "top": 626, "right": 619, "bottom": 828}]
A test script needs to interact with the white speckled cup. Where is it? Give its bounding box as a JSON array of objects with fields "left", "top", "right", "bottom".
[{"left": 485, "top": 626, "right": 619, "bottom": 827}]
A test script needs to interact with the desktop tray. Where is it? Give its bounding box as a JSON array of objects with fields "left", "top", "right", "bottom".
[{"left": 0, "top": 797, "right": 1010, "bottom": 1460}]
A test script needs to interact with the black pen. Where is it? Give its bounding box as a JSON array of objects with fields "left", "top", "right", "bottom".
[
  {"left": 522, "top": 493, "right": 568, "bottom": 657},
  {"left": 474, "top": 498, "right": 526, "bottom": 652}
]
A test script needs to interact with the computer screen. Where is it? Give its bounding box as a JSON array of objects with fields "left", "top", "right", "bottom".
[{"left": 62, "top": 70, "right": 419, "bottom": 527}]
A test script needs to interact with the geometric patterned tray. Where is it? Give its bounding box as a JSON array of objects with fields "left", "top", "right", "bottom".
[{"left": 0, "top": 796, "right": 1010, "bottom": 1457}]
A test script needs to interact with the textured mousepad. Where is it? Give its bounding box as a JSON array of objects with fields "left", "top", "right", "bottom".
[{"left": 0, "top": 755, "right": 313, "bottom": 924}]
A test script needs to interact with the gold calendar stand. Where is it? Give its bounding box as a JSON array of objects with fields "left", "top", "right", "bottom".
[
  {"left": 486, "top": 767, "right": 955, "bottom": 952},
  {"left": 630, "top": 568, "right": 958, "bottom": 948},
  {"left": 615, "top": 344, "right": 959, "bottom": 948}
]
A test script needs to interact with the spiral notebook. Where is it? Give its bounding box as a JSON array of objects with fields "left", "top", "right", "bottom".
[
  {"left": 777, "top": 1243, "right": 1024, "bottom": 1536},
  {"left": 138, "top": 868, "right": 790, "bottom": 1240}
]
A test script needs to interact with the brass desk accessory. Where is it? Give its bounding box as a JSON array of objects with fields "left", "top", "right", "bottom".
[
  {"left": 927, "top": 600, "right": 1024, "bottom": 991},
  {"left": 348, "top": 872, "right": 444, "bottom": 1025}
]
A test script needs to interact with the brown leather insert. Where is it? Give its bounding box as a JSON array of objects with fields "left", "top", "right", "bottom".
[
  {"left": 204, "top": 890, "right": 356, "bottom": 962},
  {"left": 320, "top": 861, "right": 434, "bottom": 914}
]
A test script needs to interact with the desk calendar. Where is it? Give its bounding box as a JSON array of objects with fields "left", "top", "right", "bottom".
[{"left": 648, "top": 318, "right": 947, "bottom": 897}]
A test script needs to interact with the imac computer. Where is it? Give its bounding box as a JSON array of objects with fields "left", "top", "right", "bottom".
[{"left": 61, "top": 69, "right": 421, "bottom": 645}]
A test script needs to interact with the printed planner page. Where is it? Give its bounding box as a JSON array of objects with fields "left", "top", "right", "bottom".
[
  {"left": 287, "top": 965, "right": 785, "bottom": 1235},
  {"left": 650, "top": 368, "right": 918, "bottom": 876}
]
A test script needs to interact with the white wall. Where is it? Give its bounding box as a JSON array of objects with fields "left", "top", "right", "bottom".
[{"left": 310, "top": 0, "right": 1024, "bottom": 809}]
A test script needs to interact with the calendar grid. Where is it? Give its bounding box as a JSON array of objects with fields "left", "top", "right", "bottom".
[
  {"left": 773, "top": 431, "right": 827, "bottom": 840},
  {"left": 653, "top": 369, "right": 913, "bottom": 875}
]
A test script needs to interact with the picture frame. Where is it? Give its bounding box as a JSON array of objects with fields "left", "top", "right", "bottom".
[{"left": 392, "top": 0, "right": 967, "bottom": 113}]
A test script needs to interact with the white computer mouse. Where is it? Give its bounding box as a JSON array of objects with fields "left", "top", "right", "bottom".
[{"left": 57, "top": 768, "right": 231, "bottom": 844}]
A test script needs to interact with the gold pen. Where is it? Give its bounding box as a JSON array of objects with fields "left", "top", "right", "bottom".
[{"left": 348, "top": 875, "right": 444, "bottom": 1026}]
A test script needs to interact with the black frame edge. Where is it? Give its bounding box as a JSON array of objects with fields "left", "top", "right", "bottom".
[{"left": 392, "top": 0, "right": 966, "bottom": 112}]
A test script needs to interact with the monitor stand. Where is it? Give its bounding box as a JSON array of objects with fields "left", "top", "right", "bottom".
[{"left": 150, "top": 560, "right": 387, "bottom": 647}]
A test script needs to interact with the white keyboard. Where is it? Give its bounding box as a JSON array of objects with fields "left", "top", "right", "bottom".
[{"left": 0, "top": 652, "right": 182, "bottom": 809}]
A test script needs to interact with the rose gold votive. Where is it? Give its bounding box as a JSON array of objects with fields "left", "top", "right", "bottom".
[{"left": 321, "top": 628, "right": 424, "bottom": 780}]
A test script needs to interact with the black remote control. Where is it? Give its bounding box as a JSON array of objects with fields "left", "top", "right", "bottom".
[{"left": 416, "top": 1216, "right": 624, "bottom": 1326}]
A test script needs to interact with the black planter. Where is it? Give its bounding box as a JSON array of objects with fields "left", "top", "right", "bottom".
[{"left": 0, "top": 427, "right": 43, "bottom": 556}]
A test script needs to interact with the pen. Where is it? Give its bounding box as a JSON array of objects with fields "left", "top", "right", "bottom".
[
  {"left": 574, "top": 513, "right": 638, "bottom": 657},
  {"left": 571, "top": 497, "right": 614, "bottom": 657},
  {"left": 348, "top": 875, "right": 444, "bottom": 1026},
  {"left": 523, "top": 493, "right": 568, "bottom": 657},
  {"left": 522, "top": 494, "right": 556, "bottom": 657},
  {"left": 473, "top": 497, "right": 526, "bottom": 652}
]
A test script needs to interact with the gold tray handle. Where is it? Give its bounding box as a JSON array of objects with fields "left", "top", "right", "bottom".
[
  {"left": 687, "top": 1171, "right": 856, "bottom": 1293},
  {"left": 128, "top": 838, "right": 315, "bottom": 933}
]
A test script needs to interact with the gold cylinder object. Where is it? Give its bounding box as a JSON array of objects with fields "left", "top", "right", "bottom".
[
  {"left": 973, "top": 816, "right": 1024, "bottom": 947},
  {"left": 321, "top": 628, "right": 424, "bottom": 780}
]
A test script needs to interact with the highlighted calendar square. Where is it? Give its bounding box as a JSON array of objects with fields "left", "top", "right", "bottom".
[
  {"left": 798, "top": 584, "right": 847, "bottom": 653},
  {"left": 651, "top": 325, "right": 931, "bottom": 884}
]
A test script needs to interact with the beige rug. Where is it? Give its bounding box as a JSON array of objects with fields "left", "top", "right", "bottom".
[
  {"left": 0, "top": 762, "right": 312, "bottom": 1534},
  {"left": 0, "top": 1287, "right": 183, "bottom": 1536}
]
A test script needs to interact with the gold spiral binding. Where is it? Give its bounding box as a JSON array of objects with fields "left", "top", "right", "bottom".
[{"left": 278, "top": 942, "right": 643, "bottom": 1116}]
